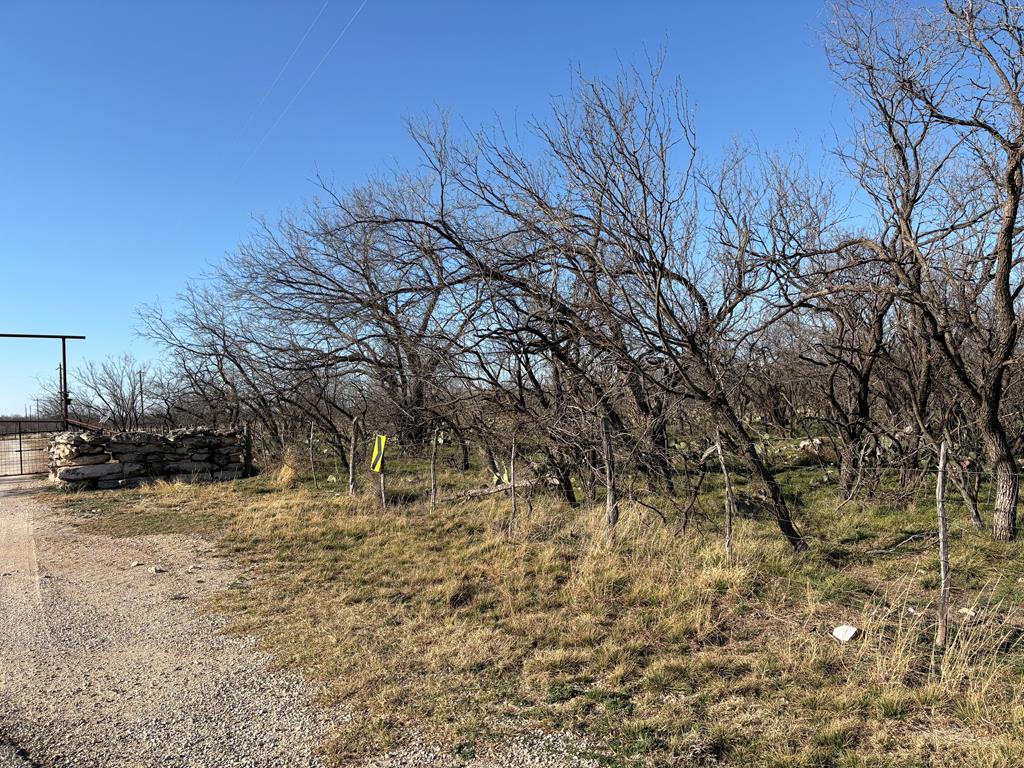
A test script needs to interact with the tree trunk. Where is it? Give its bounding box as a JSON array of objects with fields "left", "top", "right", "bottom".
[
  {"left": 983, "top": 421, "right": 1018, "bottom": 541},
  {"left": 483, "top": 443, "right": 501, "bottom": 478},
  {"left": 746, "top": 446, "right": 807, "bottom": 551},
  {"left": 714, "top": 400, "right": 806, "bottom": 551},
  {"left": 452, "top": 426, "right": 470, "bottom": 471},
  {"left": 838, "top": 441, "right": 858, "bottom": 498},
  {"left": 899, "top": 429, "right": 921, "bottom": 487},
  {"left": 584, "top": 447, "right": 599, "bottom": 503},
  {"left": 552, "top": 461, "right": 578, "bottom": 506},
  {"left": 645, "top": 418, "right": 675, "bottom": 494},
  {"left": 949, "top": 461, "right": 983, "bottom": 530}
]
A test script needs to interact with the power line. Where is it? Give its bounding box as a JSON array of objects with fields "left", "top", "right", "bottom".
[
  {"left": 240, "top": 0, "right": 371, "bottom": 171},
  {"left": 237, "top": 0, "right": 331, "bottom": 138}
]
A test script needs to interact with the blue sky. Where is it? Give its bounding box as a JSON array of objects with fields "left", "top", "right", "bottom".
[{"left": 0, "top": 0, "right": 846, "bottom": 414}]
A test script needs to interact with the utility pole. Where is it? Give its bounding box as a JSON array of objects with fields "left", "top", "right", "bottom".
[{"left": 0, "top": 334, "right": 86, "bottom": 428}]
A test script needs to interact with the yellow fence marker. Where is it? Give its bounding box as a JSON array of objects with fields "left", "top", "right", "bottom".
[{"left": 370, "top": 434, "right": 387, "bottom": 473}]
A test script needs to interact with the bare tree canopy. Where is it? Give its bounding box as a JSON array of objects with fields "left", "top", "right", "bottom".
[{"left": 101, "top": 5, "right": 1024, "bottom": 551}]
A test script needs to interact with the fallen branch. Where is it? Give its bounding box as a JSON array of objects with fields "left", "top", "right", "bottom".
[
  {"left": 442, "top": 478, "right": 547, "bottom": 502},
  {"left": 625, "top": 489, "right": 669, "bottom": 524},
  {"left": 866, "top": 531, "right": 938, "bottom": 555}
]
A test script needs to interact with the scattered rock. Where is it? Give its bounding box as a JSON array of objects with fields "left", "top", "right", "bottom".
[
  {"left": 147, "top": 566, "right": 166, "bottom": 574},
  {"left": 130, "top": 561, "right": 142, "bottom": 568},
  {"left": 832, "top": 624, "right": 861, "bottom": 643}
]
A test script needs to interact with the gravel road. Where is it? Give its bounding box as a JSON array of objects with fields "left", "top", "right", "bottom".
[
  {"left": 0, "top": 477, "right": 597, "bottom": 768},
  {"left": 0, "top": 476, "right": 337, "bottom": 768}
]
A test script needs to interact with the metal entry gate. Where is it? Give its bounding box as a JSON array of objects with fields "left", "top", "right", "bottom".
[{"left": 0, "top": 420, "right": 63, "bottom": 477}]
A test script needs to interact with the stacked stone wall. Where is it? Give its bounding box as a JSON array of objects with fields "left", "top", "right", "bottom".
[{"left": 48, "top": 428, "right": 247, "bottom": 491}]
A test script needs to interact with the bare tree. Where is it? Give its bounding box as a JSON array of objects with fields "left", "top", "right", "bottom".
[
  {"left": 72, "top": 355, "right": 150, "bottom": 431},
  {"left": 828, "top": 0, "right": 1024, "bottom": 539}
]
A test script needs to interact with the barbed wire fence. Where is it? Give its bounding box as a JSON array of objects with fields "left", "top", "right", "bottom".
[{"left": 282, "top": 422, "right": 1016, "bottom": 539}]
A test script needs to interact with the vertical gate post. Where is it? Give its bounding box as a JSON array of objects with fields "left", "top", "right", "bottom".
[
  {"left": 61, "top": 338, "right": 69, "bottom": 428},
  {"left": 17, "top": 420, "right": 24, "bottom": 476}
]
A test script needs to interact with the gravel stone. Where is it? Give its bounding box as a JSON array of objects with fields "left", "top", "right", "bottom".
[
  {"left": 0, "top": 477, "right": 337, "bottom": 767},
  {"left": 359, "top": 730, "right": 597, "bottom": 768}
]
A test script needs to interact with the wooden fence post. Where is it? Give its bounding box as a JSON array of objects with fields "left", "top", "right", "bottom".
[
  {"left": 510, "top": 435, "right": 518, "bottom": 522},
  {"left": 601, "top": 413, "right": 619, "bottom": 528},
  {"left": 429, "top": 427, "right": 438, "bottom": 514},
  {"left": 936, "top": 440, "right": 950, "bottom": 649},
  {"left": 348, "top": 417, "right": 359, "bottom": 496},
  {"left": 309, "top": 422, "right": 318, "bottom": 490},
  {"left": 243, "top": 422, "right": 253, "bottom": 478},
  {"left": 715, "top": 435, "right": 736, "bottom": 562}
]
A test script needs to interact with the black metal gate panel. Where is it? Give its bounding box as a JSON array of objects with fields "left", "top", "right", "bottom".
[{"left": 0, "top": 420, "right": 63, "bottom": 477}]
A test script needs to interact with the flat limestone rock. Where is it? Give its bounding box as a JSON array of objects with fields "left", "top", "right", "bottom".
[
  {"left": 56, "top": 463, "right": 124, "bottom": 481},
  {"left": 54, "top": 453, "right": 111, "bottom": 467},
  {"left": 832, "top": 624, "right": 861, "bottom": 643},
  {"left": 163, "top": 460, "right": 214, "bottom": 473}
]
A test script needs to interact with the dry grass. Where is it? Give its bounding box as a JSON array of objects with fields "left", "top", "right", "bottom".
[
  {"left": 273, "top": 445, "right": 302, "bottom": 486},
  {"left": 56, "top": 465, "right": 1024, "bottom": 767}
]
